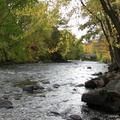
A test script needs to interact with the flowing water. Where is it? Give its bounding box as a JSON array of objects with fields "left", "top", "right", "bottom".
[{"left": 0, "top": 61, "right": 119, "bottom": 120}]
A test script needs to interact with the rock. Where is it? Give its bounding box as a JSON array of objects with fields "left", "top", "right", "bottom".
[
  {"left": 0, "top": 98, "right": 13, "bottom": 109},
  {"left": 92, "top": 72, "right": 102, "bottom": 76},
  {"left": 82, "top": 108, "right": 90, "bottom": 113},
  {"left": 2, "top": 95, "right": 9, "bottom": 100},
  {"left": 73, "top": 88, "right": 77, "bottom": 91},
  {"left": 36, "top": 85, "right": 45, "bottom": 90},
  {"left": 14, "top": 95, "right": 21, "bottom": 100},
  {"left": 23, "top": 85, "right": 33, "bottom": 93},
  {"left": 116, "top": 118, "right": 120, "bottom": 120},
  {"left": 75, "top": 84, "right": 84, "bottom": 87},
  {"left": 85, "top": 80, "right": 97, "bottom": 89},
  {"left": 115, "top": 72, "right": 120, "bottom": 79},
  {"left": 106, "top": 72, "right": 116, "bottom": 79},
  {"left": 81, "top": 88, "right": 107, "bottom": 105},
  {"left": 69, "top": 114, "right": 82, "bottom": 120},
  {"left": 104, "top": 98, "right": 120, "bottom": 113},
  {"left": 39, "top": 94, "right": 46, "bottom": 97},
  {"left": 42, "top": 81, "right": 50, "bottom": 84},
  {"left": 87, "top": 67, "right": 92, "bottom": 69},
  {"left": 32, "top": 85, "right": 40, "bottom": 90},
  {"left": 23, "top": 85, "right": 44, "bottom": 93},
  {"left": 91, "top": 117, "right": 101, "bottom": 120},
  {"left": 50, "top": 111, "right": 60, "bottom": 115},
  {"left": 105, "top": 79, "right": 120, "bottom": 97},
  {"left": 85, "top": 76, "right": 109, "bottom": 89},
  {"left": 53, "top": 84, "right": 60, "bottom": 88},
  {"left": 82, "top": 78, "right": 120, "bottom": 113},
  {"left": 108, "top": 62, "right": 119, "bottom": 72}
]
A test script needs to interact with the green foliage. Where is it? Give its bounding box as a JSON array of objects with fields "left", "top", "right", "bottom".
[{"left": 0, "top": 0, "right": 85, "bottom": 64}]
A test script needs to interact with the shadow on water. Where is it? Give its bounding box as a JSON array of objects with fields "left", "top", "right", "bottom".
[{"left": 0, "top": 61, "right": 119, "bottom": 120}]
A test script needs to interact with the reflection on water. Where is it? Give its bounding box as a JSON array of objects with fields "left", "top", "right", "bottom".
[{"left": 0, "top": 61, "right": 118, "bottom": 120}]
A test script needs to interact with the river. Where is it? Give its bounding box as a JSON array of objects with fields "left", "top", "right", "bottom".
[{"left": 0, "top": 61, "right": 119, "bottom": 120}]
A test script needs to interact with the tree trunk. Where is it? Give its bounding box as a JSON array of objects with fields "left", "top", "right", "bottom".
[{"left": 113, "top": 37, "right": 120, "bottom": 68}]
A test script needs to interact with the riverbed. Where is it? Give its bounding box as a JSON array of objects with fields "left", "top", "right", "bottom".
[{"left": 0, "top": 61, "right": 119, "bottom": 120}]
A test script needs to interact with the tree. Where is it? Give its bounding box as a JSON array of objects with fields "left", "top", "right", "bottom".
[
  {"left": 79, "top": 0, "right": 120, "bottom": 67},
  {"left": 99, "top": 0, "right": 120, "bottom": 67},
  {"left": 0, "top": 0, "right": 74, "bottom": 63}
]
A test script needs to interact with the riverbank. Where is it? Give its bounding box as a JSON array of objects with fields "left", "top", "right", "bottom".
[{"left": 82, "top": 62, "right": 120, "bottom": 114}]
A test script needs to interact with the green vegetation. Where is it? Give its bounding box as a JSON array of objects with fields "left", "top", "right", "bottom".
[
  {"left": 13, "top": 79, "right": 37, "bottom": 88},
  {"left": 1, "top": 0, "right": 120, "bottom": 65},
  {"left": 79, "top": 0, "right": 120, "bottom": 66},
  {"left": 0, "top": 0, "right": 84, "bottom": 64}
]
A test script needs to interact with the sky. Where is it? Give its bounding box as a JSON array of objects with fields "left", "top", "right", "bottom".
[
  {"left": 59, "top": 0, "right": 88, "bottom": 39},
  {"left": 68, "top": 16, "right": 88, "bottom": 39},
  {"left": 71, "top": 26, "right": 87, "bottom": 39}
]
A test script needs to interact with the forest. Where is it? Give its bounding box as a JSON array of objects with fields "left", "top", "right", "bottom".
[{"left": 0, "top": 0, "right": 120, "bottom": 67}]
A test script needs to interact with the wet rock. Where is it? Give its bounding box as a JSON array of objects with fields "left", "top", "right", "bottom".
[
  {"left": 63, "top": 99, "right": 69, "bottom": 102},
  {"left": 92, "top": 72, "right": 102, "bottom": 76},
  {"left": 116, "top": 118, "right": 120, "bottom": 120},
  {"left": 85, "top": 76, "right": 109, "bottom": 89},
  {"left": 2, "top": 95, "right": 9, "bottom": 100},
  {"left": 104, "top": 98, "right": 120, "bottom": 113},
  {"left": 87, "top": 67, "right": 92, "bottom": 69},
  {"left": 82, "top": 78, "right": 120, "bottom": 113},
  {"left": 42, "top": 81, "right": 50, "bottom": 84},
  {"left": 105, "top": 79, "right": 120, "bottom": 97},
  {"left": 106, "top": 72, "right": 117, "bottom": 79},
  {"left": 14, "top": 95, "right": 21, "bottom": 100},
  {"left": 23, "top": 85, "right": 34, "bottom": 93},
  {"left": 82, "top": 88, "right": 120, "bottom": 113},
  {"left": 82, "top": 108, "right": 90, "bottom": 113},
  {"left": 85, "top": 80, "right": 97, "bottom": 89},
  {"left": 69, "top": 114, "right": 82, "bottom": 120},
  {"left": 75, "top": 84, "right": 84, "bottom": 87},
  {"left": 32, "top": 85, "right": 40, "bottom": 90},
  {"left": 0, "top": 98, "right": 13, "bottom": 109},
  {"left": 73, "top": 88, "right": 77, "bottom": 91},
  {"left": 115, "top": 72, "right": 120, "bottom": 79},
  {"left": 23, "top": 85, "right": 44, "bottom": 93},
  {"left": 39, "top": 94, "right": 46, "bottom": 97},
  {"left": 82, "top": 88, "right": 107, "bottom": 105},
  {"left": 108, "top": 62, "right": 119, "bottom": 72},
  {"left": 91, "top": 117, "right": 101, "bottom": 120},
  {"left": 37, "top": 85, "right": 45, "bottom": 90},
  {"left": 50, "top": 111, "right": 61, "bottom": 115},
  {"left": 53, "top": 84, "right": 60, "bottom": 88}
]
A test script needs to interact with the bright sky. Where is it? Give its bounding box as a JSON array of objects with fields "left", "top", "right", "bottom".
[
  {"left": 71, "top": 26, "right": 87, "bottom": 39},
  {"left": 59, "top": 0, "right": 88, "bottom": 39}
]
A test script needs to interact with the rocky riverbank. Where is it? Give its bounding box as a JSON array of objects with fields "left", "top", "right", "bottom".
[{"left": 82, "top": 62, "right": 120, "bottom": 114}]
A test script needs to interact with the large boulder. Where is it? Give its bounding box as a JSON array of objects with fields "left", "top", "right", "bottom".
[
  {"left": 0, "top": 98, "right": 13, "bottom": 109},
  {"left": 82, "top": 79, "right": 120, "bottom": 113},
  {"left": 85, "top": 76, "right": 109, "bottom": 89},
  {"left": 105, "top": 79, "right": 120, "bottom": 97},
  {"left": 85, "top": 80, "right": 97, "bottom": 89},
  {"left": 108, "top": 62, "right": 119, "bottom": 72},
  {"left": 82, "top": 88, "right": 107, "bottom": 105}
]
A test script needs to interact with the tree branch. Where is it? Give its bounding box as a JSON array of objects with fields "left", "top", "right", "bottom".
[{"left": 99, "top": 0, "right": 120, "bottom": 36}]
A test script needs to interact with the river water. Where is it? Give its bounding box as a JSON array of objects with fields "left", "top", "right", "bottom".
[{"left": 0, "top": 61, "right": 119, "bottom": 120}]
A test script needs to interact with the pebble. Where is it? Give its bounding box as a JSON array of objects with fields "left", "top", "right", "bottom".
[
  {"left": 75, "top": 84, "right": 84, "bottom": 87},
  {"left": 87, "top": 67, "right": 92, "bottom": 69},
  {"left": 50, "top": 111, "right": 60, "bottom": 115},
  {"left": 53, "top": 84, "right": 60, "bottom": 88},
  {"left": 69, "top": 114, "right": 82, "bottom": 120},
  {"left": 42, "top": 81, "right": 50, "bottom": 84}
]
